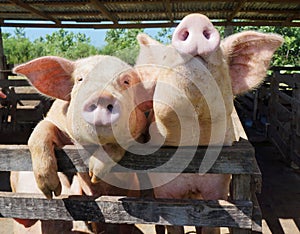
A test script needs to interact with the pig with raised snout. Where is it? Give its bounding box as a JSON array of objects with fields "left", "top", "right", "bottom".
[
  {"left": 135, "top": 13, "right": 283, "bottom": 233},
  {"left": 11, "top": 55, "right": 147, "bottom": 233}
]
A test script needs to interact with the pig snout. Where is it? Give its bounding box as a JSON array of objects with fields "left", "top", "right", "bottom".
[
  {"left": 82, "top": 92, "right": 120, "bottom": 126},
  {"left": 172, "top": 13, "right": 220, "bottom": 57}
]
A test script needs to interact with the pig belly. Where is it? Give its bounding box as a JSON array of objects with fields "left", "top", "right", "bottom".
[
  {"left": 10, "top": 172, "right": 92, "bottom": 234},
  {"left": 150, "top": 173, "right": 231, "bottom": 200}
]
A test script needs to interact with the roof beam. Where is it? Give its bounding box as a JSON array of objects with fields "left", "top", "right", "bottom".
[
  {"left": 92, "top": 0, "right": 300, "bottom": 3},
  {"left": 1, "top": 20, "right": 300, "bottom": 29},
  {"left": 2, "top": 9, "right": 299, "bottom": 18},
  {"left": 8, "top": 0, "right": 60, "bottom": 25},
  {"left": 90, "top": 0, "right": 118, "bottom": 24},
  {"left": 284, "top": 11, "right": 300, "bottom": 23},
  {"left": 163, "top": 0, "right": 174, "bottom": 22},
  {"left": 227, "top": 0, "right": 246, "bottom": 22}
]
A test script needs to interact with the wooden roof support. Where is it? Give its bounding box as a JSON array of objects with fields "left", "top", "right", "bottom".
[
  {"left": 90, "top": 0, "right": 118, "bottom": 24},
  {"left": 284, "top": 11, "right": 300, "bottom": 24},
  {"left": 0, "top": 27, "right": 6, "bottom": 80},
  {"left": 163, "top": 0, "right": 174, "bottom": 23},
  {"left": 8, "top": 0, "right": 60, "bottom": 25},
  {"left": 1, "top": 20, "right": 300, "bottom": 29},
  {"left": 227, "top": 0, "right": 246, "bottom": 22}
]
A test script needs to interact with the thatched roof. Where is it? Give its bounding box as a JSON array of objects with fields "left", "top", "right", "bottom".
[{"left": 0, "top": 0, "right": 299, "bottom": 28}]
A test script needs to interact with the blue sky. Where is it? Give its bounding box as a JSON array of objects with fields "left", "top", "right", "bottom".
[{"left": 2, "top": 27, "right": 163, "bottom": 48}]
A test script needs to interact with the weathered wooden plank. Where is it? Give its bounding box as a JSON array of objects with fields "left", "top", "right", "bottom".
[
  {"left": 270, "top": 66, "right": 300, "bottom": 72},
  {"left": 275, "top": 89, "right": 293, "bottom": 104},
  {"left": 251, "top": 193, "right": 262, "bottom": 232},
  {"left": 16, "top": 93, "right": 44, "bottom": 100},
  {"left": 268, "top": 126, "right": 290, "bottom": 162},
  {"left": 0, "top": 140, "right": 260, "bottom": 175},
  {"left": 0, "top": 192, "right": 253, "bottom": 229},
  {"left": 0, "top": 79, "right": 30, "bottom": 87},
  {"left": 230, "top": 174, "right": 252, "bottom": 234},
  {"left": 271, "top": 100, "right": 292, "bottom": 121},
  {"left": 274, "top": 75, "right": 297, "bottom": 88},
  {"left": 269, "top": 117, "right": 290, "bottom": 139}
]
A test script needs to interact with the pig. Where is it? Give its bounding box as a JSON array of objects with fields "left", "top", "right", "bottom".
[
  {"left": 11, "top": 55, "right": 147, "bottom": 233},
  {"left": 135, "top": 13, "right": 283, "bottom": 233}
]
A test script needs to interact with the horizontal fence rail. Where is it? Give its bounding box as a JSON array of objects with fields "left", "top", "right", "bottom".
[
  {"left": 0, "top": 140, "right": 259, "bottom": 175},
  {"left": 0, "top": 192, "right": 253, "bottom": 229},
  {"left": 0, "top": 139, "right": 262, "bottom": 232}
]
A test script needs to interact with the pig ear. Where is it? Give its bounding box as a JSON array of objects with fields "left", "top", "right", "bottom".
[
  {"left": 222, "top": 31, "right": 283, "bottom": 95},
  {"left": 137, "top": 33, "right": 162, "bottom": 47},
  {"left": 13, "top": 56, "right": 74, "bottom": 101}
]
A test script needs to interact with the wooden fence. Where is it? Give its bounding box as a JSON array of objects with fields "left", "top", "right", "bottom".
[
  {"left": 268, "top": 67, "right": 300, "bottom": 166},
  {"left": 0, "top": 69, "right": 52, "bottom": 144},
  {"left": 235, "top": 67, "right": 300, "bottom": 166},
  {"left": 0, "top": 140, "right": 262, "bottom": 233}
]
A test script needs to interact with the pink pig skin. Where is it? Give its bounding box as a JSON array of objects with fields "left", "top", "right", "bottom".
[
  {"left": 136, "top": 13, "right": 283, "bottom": 234},
  {"left": 11, "top": 55, "right": 146, "bottom": 233}
]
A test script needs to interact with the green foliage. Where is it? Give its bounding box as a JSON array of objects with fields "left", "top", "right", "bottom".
[
  {"left": 3, "top": 28, "right": 100, "bottom": 64},
  {"left": 100, "top": 28, "right": 144, "bottom": 65},
  {"left": 3, "top": 28, "right": 33, "bottom": 64},
  {"left": 154, "top": 28, "right": 173, "bottom": 44},
  {"left": 2, "top": 26, "right": 299, "bottom": 67},
  {"left": 32, "top": 29, "right": 99, "bottom": 60}
]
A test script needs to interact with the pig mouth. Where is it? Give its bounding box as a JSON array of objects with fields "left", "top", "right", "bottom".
[{"left": 194, "top": 55, "right": 208, "bottom": 66}]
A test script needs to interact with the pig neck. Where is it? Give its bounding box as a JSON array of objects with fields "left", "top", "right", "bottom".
[{"left": 203, "top": 50, "right": 241, "bottom": 146}]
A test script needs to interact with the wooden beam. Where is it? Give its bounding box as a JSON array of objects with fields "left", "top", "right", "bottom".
[
  {"left": 227, "top": 0, "right": 246, "bottom": 22},
  {"left": 163, "top": 0, "right": 174, "bottom": 22},
  {"left": 0, "top": 27, "right": 6, "bottom": 80},
  {"left": 1, "top": 20, "right": 299, "bottom": 28},
  {"left": 88, "top": 0, "right": 300, "bottom": 3},
  {"left": 6, "top": 8, "right": 299, "bottom": 17},
  {"left": 90, "top": 0, "right": 118, "bottom": 24},
  {"left": 0, "top": 140, "right": 260, "bottom": 175},
  {"left": 8, "top": 0, "right": 60, "bottom": 25},
  {"left": 0, "top": 192, "right": 253, "bottom": 228},
  {"left": 285, "top": 11, "right": 300, "bottom": 23}
]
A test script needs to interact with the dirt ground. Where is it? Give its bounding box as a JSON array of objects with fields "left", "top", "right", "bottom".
[{"left": 0, "top": 128, "right": 300, "bottom": 233}]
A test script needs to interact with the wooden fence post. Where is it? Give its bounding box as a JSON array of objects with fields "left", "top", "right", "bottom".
[
  {"left": 0, "top": 27, "right": 6, "bottom": 80},
  {"left": 291, "top": 77, "right": 300, "bottom": 165}
]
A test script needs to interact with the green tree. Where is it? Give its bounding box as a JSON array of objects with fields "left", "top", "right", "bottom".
[
  {"left": 3, "top": 28, "right": 100, "bottom": 64},
  {"left": 3, "top": 28, "right": 33, "bottom": 64},
  {"left": 32, "top": 29, "right": 99, "bottom": 59},
  {"left": 100, "top": 28, "right": 144, "bottom": 65},
  {"left": 154, "top": 28, "right": 173, "bottom": 44}
]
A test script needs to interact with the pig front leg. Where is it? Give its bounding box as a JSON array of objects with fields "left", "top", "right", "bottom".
[
  {"left": 28, "top": 119, "right": 71, "bottom": 199},
  {"left": 89, "top": 143, "right": 126, "bottom": 183}
]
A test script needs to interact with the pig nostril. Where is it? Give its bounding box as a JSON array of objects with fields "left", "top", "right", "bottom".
[
  {"left": 88, "top": 104, "right": 97, "bottom": 112},
  {"left": 179, "top": 30, "right": 189, "bottom": 41},
  {"left": 107, "top": 104, "right": 114, "bottom": 113},
  {"left": 203, "top": 30, "right": 211, "bottom": 40}
]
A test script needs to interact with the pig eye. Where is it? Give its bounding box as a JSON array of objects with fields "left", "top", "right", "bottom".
[
  {"left": 77, "top": 77, "right": 83, "bottom": 82},
  {"left": 124, "top": 80, "right": 130, "bottom": 85}
]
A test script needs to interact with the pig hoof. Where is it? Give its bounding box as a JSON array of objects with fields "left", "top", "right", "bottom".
[
  {"left": 89, "top": 156, "right": 115, "bottom": 182},
  {"left": 42, "top": 182, "right": 62, "bottom": 200},
  {"left": 35, "top": 173, "right": 62, "bottom": 199},
  {"left": 90, "top": 173, "right": 101, "bottom": 184}
]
